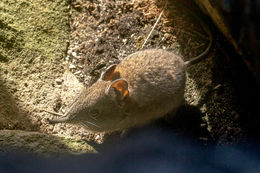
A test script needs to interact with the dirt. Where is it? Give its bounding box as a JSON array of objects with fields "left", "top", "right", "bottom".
[{"left": 0, "top": 0, "right": 259, "bottom": 152}]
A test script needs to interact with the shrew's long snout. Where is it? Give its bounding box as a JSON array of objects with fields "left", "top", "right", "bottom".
[{"left": 47, "top": 116, "right": 70, "bottom": 124}]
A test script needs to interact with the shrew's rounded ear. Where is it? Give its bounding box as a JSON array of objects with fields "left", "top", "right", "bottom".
[
  {"left": 105, "top": 79, "right": 129, "bottom": 104},
  {"left": 100, "top": 64, "right": 120, "bottom": 81}
]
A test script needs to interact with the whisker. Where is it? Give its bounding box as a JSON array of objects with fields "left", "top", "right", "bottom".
[
  {"left": 95, "top": 117, "right": 106, "bottom": 124},
  {"left": 42, "top": 109, "right": 63, "bottom": 116},
  {"left": 89, "top": 115, "right": 98, "bottom": 121},
  {"left": 79, "top": 122, "right": 89, "bottom": 129},
  {"left": 85, "top": 121, "right": 100, "bottom": 128},
  {"left": 95, "top": 116, "right": 106, "bottom": 123}
]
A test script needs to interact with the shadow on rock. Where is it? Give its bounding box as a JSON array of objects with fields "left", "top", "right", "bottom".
[
  {"left": 0, "top": 78, "right": 39, "bottom": 131},
  {"left": 92, "top": 104, "right": 212, "bottom": 154}
]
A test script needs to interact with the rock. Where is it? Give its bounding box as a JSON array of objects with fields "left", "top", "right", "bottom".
[
  {"left": 55, "top": 78, "right": 63, "bottom": 85},
  {"left": 69, "top": 64, "right": 77, "bottom": 69},
  {"left": 0, "top": 130, "right": 97, "bottom": 157},
  {"left": 72, "top": 52, "right": 77, "bottom": 58}
]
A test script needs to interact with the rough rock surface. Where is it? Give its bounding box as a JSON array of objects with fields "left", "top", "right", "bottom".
[{"left": 0, "top": 130, "right": 96, "bottom": 156}]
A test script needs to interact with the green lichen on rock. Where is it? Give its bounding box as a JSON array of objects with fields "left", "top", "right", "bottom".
[{"left": 0, "top": 0, "right": 69, "bottom": 63}]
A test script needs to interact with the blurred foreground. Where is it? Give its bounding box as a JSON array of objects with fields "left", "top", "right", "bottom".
[{"left": 1, "top": 127, "right": 259, "bottom": 173}]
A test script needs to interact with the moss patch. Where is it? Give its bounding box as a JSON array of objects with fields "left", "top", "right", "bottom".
[
  {"left": 0, "top": 0, "right": 69, "bottom": 129},
  {"left": 0, "top": 0, "right": 69, "bottom": 63}
]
